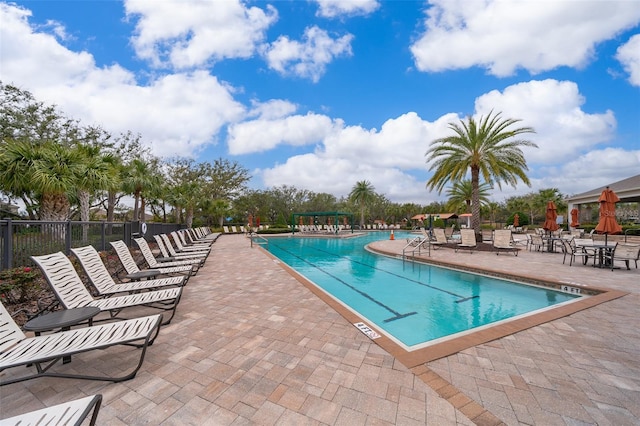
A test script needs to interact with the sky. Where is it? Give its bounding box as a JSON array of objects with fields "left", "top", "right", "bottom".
[{"left": 1, "top": 0, "right": 639, "bottom": 206}]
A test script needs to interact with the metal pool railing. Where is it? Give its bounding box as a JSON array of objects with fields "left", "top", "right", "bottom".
[
  {"left": 402, "top": 235, "right": 430, "bottom": 260},
  {"left": 249, "top": 233, "right": 269, "bottom": 249}
]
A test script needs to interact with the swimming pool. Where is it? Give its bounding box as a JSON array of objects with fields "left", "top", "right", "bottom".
[{"left": 266, "top": 232, "right": 581, "bottom": 349}]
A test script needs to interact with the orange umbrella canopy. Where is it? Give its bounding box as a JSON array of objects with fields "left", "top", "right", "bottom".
[
  {"left": 594, "top": 187, "right": 623, "bottom": 235},
  {"left": 542, "top": 201, "right": 559, "bottom": 231},
  {"left": 570, "top": 208, "right": 580, "bottom": 227},
  {"left": 248, "top": 214, "right": 253, "bottom": 228},
  {"left": 513, "top": 213, "right": 519, "bottom": 227}
]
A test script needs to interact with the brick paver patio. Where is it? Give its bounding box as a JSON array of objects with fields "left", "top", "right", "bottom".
[{"left": 1, "top": 233, "right": 638, "bottom": 425}]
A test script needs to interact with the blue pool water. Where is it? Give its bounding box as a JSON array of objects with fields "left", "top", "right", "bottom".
[{"left": 266, "top": 232, "right": 580, "bottom": 348}]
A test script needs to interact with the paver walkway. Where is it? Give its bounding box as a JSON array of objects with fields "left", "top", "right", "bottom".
[{"left": 1, "top": 233, "right": 638, "bottom": 425}]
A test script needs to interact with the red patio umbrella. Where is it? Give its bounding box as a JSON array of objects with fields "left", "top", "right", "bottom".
[
  {"left": 513, "top": 213, "right": 519, "bottom": 228},
  {"left": 248, "top": 214, "right": 253, "bottom": 228},
  {"left": 570, "top": 208, "right": 580, "bottom": 228},
  {"left": 594, "top": 186, "right": 622, "bottom": 244},
  {"left": 256, "top": 217, "right": 260, "bottom": 228},
  {"left": 542, "top": 201, "right": 559, "bottom": 232}
]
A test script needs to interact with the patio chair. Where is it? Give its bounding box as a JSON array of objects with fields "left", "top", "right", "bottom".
[
  {"left": 0, "top": 301, "right": 161, "bottom": 385},
  {"left": 31, "top": 252, "right": 183, "bottom": 325},
  {"left": 71, "top": 246, "right": 186, "bottom": 294},
  {"left": 109, "top": 240, "right": 196, "bottom": 282},
  {"left": 0, "top": 394, "right": 102, "bottom": 425},
  {"left": 455, "top": 229, "right": 477, "bottom": 253},
  {"left": 529, "top": 234, "right": 547, "bottom": 252},
  {"left": 603, "top": 242, "right": 640, "bottom": 270},
  {"left": 182, "top": 229, "right": 215, "bottom": 247},
  {"left": 134, "top": 238, "right": 204, "bottom": 269},
  {"left": 493, "top": 230, "right": 519, "bottom": 256},
  {"left": 560, "top": 239, "right": 592, "bottom": 266}
]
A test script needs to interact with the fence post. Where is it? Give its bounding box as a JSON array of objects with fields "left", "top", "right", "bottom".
[
  {"left": 2, "top": 218, "right": 13, "bottom": 270},
  {"left": 101, "top": 221, "right": 106, "bottom": 251},
  {"left": 65, "top": 220, "right": 72, "bottom": 254}
]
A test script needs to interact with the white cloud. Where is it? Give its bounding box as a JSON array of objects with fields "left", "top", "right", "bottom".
[
  {"left": 227, "top": 113, "right": 337, "bottom": 155},
  {"left": 263, "top": 26, "right": 354, "bottom": 82},
  {"left": 314, "top": 0, "right": 380, "bottom": 18},
  {"left": 124, "top": 0, "right": 277, "bottom": 69},
  {"left": 0, "top": 3, "right": 245, "bottom": 158},
  {"left": 260, "top": 154, "right": 430, "bottom": 204},
  {"left": 616, "top": 33, "right": 640, "bottom": 86},
  {"left": 248, "top": 99, "right": 298, "bottom": 120},
  {"left": 411, "top": 0, "right": 640, "bottom": 76},
  {"left": 473, "top": 80, "right": 616, "bottom": 164}
]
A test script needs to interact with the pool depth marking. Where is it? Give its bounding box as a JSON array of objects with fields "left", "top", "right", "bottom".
[{"left": 270, "top": 243, "right": 418, "bottom": 323}]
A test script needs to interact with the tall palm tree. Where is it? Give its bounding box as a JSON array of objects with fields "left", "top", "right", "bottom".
[
  {"left": 426, "top": 111, "right": 537, "bottom": 235},
  {"left": 122, "top": 158, "right": 160, "bottom": 221},
  {"left": 445, "top": 179, "right": 491, "bottom": 213},
  {"left": 349, "top": 180, "right": 375, "bottom": 228}
]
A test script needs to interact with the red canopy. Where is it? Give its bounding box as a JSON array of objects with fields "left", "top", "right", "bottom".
[
  {"left": 542, "top": 201, "right": 559, "bottom": 231},
  {"left": 594, "top": 187, "right": 622, "bottom": 235},
  {"left": 570, "top": 208, "right": 580, "bottom": 228},
  {"left": 513, "top": 213, "right": 519, "bottom": 228}
]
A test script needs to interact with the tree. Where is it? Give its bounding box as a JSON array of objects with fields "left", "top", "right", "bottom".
[
  {"left": 445, "top": 179, "right": 491, "bottom": 214},
  {"left": 349, "top": 180, "right": 376, "bottom": 228},
  {"left": 122, "top": 158, "right": 161, "bottom": 221},
  {"left": 426, "top": 111, "right": 537, "bottom": 235},
  {"left": 0, "top": 139, "right": 83, "bottom": 220}
]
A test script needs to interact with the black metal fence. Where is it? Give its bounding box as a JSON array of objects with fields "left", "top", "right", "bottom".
[{"left": 0, "top": 219, "right": 183, "bottom": 271}]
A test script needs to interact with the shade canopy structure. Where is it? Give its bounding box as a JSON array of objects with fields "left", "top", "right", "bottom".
[
  {"left": 543, "top": 201, "right": 559, "bottom": 232},
  {"left": 513, "top": 214, "right": 519, "bottom": 228},
  {"left": 594, "top": 187, "right": 623, "bottom": 236},
  {"left": 570, "top": 208, "right": 580, "bottom": 228}
]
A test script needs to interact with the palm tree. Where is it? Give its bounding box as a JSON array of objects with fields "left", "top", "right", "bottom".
[
  {"left": 445, "top": 179, "right": 491, "bottom": 213},
  {"left": 122, "top": 158, "right": 160, "bottom": 222},
  {"left": 426, "top": 111, "right": 537, "bottom": 235},
  {"left": 349, "top": 180, "right": 375, "bottom": 228},
  {"left": 0, "top": 139, "right": 82, "bottom": 221}
]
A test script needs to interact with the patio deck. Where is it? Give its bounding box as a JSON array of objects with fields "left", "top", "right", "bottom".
[{"left": 1, "top": 234, "right": 638, "bottom": 425}]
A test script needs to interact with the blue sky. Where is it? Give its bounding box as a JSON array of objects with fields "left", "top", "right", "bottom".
[{"left": 1, "top": 0, "right": 639, "bottom": 205}]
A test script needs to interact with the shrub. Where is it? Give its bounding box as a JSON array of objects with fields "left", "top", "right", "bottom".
[{"left": 0, "top": 266, "right": 44, "bottom": 304}]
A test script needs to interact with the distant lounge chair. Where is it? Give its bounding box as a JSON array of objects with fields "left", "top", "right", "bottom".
[
  {"left": 423, "top": 228, "right": 448, "bottom": 249},
  {"left": 109, "top": 240, "right": 196, "bottom": 283},
  {"left": 170, "top": 231, "right": 211, "bottom": 254},
  {"left": 32, "top": 252, "right": 183, "bottom": 325},
  {"left": 493, "top": 230, "right": 519, "bottom": 256},
  {"left": 0, "top": 300, "right": 161, "bottom": 386},
  {"left": 134, "top": 237, "right": 204, "bottom": 269},
  {"left": 0, "top": 394, "right": 102, "bottom": 425},
  {"left": 156, "top": 234, "right": 208, "bottom": 260},
  {"left": 455, "top": 229, "right": 477, "bottom": 253}
]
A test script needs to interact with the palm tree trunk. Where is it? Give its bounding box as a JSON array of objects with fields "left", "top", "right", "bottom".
[
  {"left": 78, "top": 189, "right": 90, "bottom": 242},
  {"left": 471, "top": 166, "right": 481, "bottom": 237}
]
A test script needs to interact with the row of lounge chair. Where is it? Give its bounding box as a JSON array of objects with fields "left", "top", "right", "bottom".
[
  {"left": 418, "top": 228, "right": 519, "bottom": 255},
  {"left": 0, "top": 227, "right": 218, "bottom": 423}
]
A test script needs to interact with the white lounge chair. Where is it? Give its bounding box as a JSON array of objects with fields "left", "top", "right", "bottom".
[
  {"left": 455, "top": 229, "right": 477, "bottom": 253},
  {"left": 0, "top": 301, "right": 161, "bottom": 385},
  {"left": 71, "top": 246, "right": 186, "bottom": 293},
  {"left": 493, "top": 230, "right": 519, "bottom": 256},
  {"left": 170, "top": 231, "right": 211, "bottom": 254},
  {"left": 156, "top": 234, "right": 208, "bottom": 260},
  {"left": 0, "top": 394, "right": 102, "bottom": 425},
  {"left": 109, "top": 240, "right": 196, "bottom": 283},
  {"left": 32, "top": 252, "right": 183, "bottom": 325},
  {"left": 134, "top": 238, "right": 204, "bottom": 269}
]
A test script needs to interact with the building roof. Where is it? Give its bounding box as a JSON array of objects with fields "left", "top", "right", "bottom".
[{"left": 566, "top": 174, "right": 640, "bottom": 204}]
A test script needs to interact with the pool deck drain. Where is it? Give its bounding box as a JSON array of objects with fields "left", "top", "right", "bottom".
[{"left": 1, "top": 234, "right": 638, "bottom": 425}]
